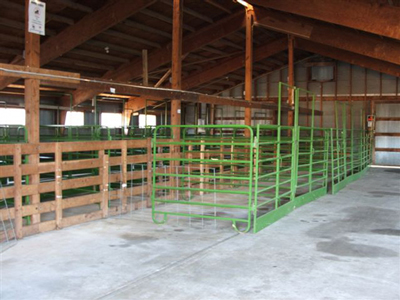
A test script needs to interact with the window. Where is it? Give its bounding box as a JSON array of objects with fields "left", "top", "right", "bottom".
[
  {"left": 101, "top": 112, "right": 122, "bottom": 127},
  {"left": 0, "top": 108, "right": 25, "bottom": 125},
  {"left": 139, "top": 114, "right": 156, "bottom": 128},
  {"left": 65, "top": 111, "right": 84, "bottom": 126}
]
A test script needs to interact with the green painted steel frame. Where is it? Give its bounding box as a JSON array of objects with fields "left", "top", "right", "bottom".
[{"left": 150, "top": 82, "right": 372, "bottom": 233}]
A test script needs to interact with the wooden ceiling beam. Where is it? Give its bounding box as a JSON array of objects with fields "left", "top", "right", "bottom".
[
  {"left": 248, "top": 0, "right": 400, "bottom": 41},
  {"left": 179, "top": 37, "right": 287, "bottom": 90},
  {"left": 0, "top": 0, "right": 156, "bottom": 90},
  {"left": 296, "top": 39, "right": 400, "bottom": 78},
  {"left": 254, "top": 8, "right": 400, "bottom": 66},
  {"left": 39, "top": 0, "right": 156, "bottom": 65},
  {"left": 104, "top": 29, "right": 161, "bottom": 49},
  {"left": 73, "top": 10, "right": 246, "bottom": 105}
]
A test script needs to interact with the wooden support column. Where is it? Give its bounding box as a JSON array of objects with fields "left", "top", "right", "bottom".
[
  {"left": 25, "top": 0, "right": 40, "bottom": 224},
  {"left": 99, "top": 150, "right": 109, "bottom": 218},
  {"left": 244, "top": 6, "right": 254, "bottom": 133},
  {"left": 13, "top": 145, "right": 23, "bottom": 239},
  {"left": 288, "top": 35, "right": 295, "bottom": 127},
  {"left": 55, "top": 143, "right": 63, "bottom": 229},
  {"left": 121, "top": 141, "right": 128, "bottom": 213},
  {"left": 171, "top": 0, "right": 183, "bottom": 138},
  {"left": 170, "top": 0, "right": 183, "bottom": 187},
  {"left": 146, "top": 137, "right": 153, "bottom": 207},
  {"left": 142, "top": 49, "right": 149, "bottom": 86}
]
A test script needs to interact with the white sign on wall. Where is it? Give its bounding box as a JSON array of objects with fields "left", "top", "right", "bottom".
[{"left": 28, "top": 0, "right": 46, "bottom": 36}]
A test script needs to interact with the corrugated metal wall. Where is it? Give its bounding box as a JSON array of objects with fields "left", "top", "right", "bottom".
[{"left": 375, "top": 103, "right": 400, "bottom": 166}]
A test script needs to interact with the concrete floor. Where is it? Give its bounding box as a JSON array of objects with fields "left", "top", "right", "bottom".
[{"left": 1, "top": 168, "right": 399, "bottom": 300}]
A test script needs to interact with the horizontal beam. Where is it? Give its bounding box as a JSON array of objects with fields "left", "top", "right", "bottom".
[
  {"left": 181, "top": 37, "right": 287, "bottom": 90},
  {"left": 254, "top": 8, "right": 400, "bottom": 66},
  {"left": 0, "top": 63, "right": 80, "bottom": 84},
  {"left": 249, "top": 0, "right": 400, "bottom": 41},
  {"left": 296, "top": 39, "right": 400, "bottom": 78},
  {"left": 254, "top": 8, "right": 313, "bottom": 39},
  {"left": 0, "top": 0, "right": 155, "bottom": 90},
  {"left": 72, "top": 10, "right": 246, "bottom": 105}
]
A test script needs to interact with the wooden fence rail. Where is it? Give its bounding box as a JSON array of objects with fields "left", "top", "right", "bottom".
[{"left": 0, "top": 138, "right": 169, "bottom": 239}]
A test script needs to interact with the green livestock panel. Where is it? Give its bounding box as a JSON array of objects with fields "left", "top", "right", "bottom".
[
  {"left": 330, "top": 103, "right": 372, "bottom": 194},
  {"left": 151, "top": 125, "right": 255, "bottom": 233}
]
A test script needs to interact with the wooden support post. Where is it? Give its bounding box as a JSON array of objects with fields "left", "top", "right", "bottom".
[
  {"left": 244, "top": 6, "right": 254, "bottom": 132},
  {"left": 320, "top": 83, "right": 324, "bottom": 128},
  {"left": 142, "top": 49, "right": 149, "bottom": 86},
  {"left": 146, "top": 137, "right": 152, "bottom": 207},
  {"left": 99, "top": 150, "right": 109, "bottom": 218},
  {"left": 25, "top": 0, "right": 40, "bottom": 224},
  {"left": 171, "top": 0, "right": 183, "bottom": 188},
  {"left": 171, "top": 0, "right": 183, "bottom": 133},
  {"left": 288, "top": 35, "right": 295, "bottom": 126},
  {"left": 334, "top": 62, "right": 338, "bottom": 128},
  {"left": 306, "top": 74, "right": 310, "bottom": 127},
  {"left": 371, "top": 100, "right": 376, "bottom": 164},
  {"left": 348, "top": 64, "right": 353, "bottom": 129},
  {"left": 121, "top": 141, "right": 128, "bottom": 212},
  {"left": 55, "top": 143, "right": 63, "bottom": 229},
  {"left": 13, "top": 145, "right": 23, "bottom": 239},
  {"left": 199, "top": 141, "right": 205, "bottom": 195}
]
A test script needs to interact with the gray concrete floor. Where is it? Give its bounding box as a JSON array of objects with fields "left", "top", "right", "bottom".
[{"left": 1, "top": 168, "right": 399, "bottom": 300}]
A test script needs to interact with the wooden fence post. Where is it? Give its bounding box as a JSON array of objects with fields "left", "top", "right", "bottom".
[
  {"left": 121, "top": 141, "right": 128, "bottom": 213},
  {"left": 55, "top": 143, "right": 63, "bottom": 229},
  {"left": 14, "top": 145, "right": 23, "bottom": 239},
  {"left": 99, "top": 150, "right": 109, "bottom": 218},
  {"left": 146, "top": 137, "right": 152, "bottom": 207}
]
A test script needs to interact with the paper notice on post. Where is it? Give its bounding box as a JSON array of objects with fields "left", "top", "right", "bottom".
[{"left": 28, "top": 0, "right": 46, "bottom": 36}]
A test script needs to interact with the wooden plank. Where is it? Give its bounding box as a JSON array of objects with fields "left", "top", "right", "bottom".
[
  {"left": 0, "top": 144, "right": 14, "bottom": 155},
  {"left": 375, "top": 148, "right": 400, "bottom": 153},
  {"left": 62, "top": 158, "right": 102, "bottom": 171},
  {"left": 0, "top": 165, "right": 14, "bottom": 177},
  {"left": 126, "top": 154, "right": 148, "bottom": 164},
  {"left": 22, "top": 201, "right": 56, "bottom": 217},
  {"left": 0, "top": 207, "right": 15, "bottom": 220},
  {"left": 62, "top": 193, "right": 102, "bottom": 209},
  {"left": 61, "top": 210, "right": 103, "bottom": 228},
  {"left": 375, "top": 133, "right": 400, "bottom": 137},
  {"left": 22, "top": 220, "right": 56, "bottom": 237},
  {"left": 61, "top": 176, "right": 102, "bottom": 190},
  {"left": 60, "top": 140, "right": 122, "bottom": 152},
  {"left": 2, "top": 186, "right": 15, "bottom": 199},
  {"left": 376, "top": 117, "right": 400, "bottom": 121},
  {"left": 126, "top": 139, "right": 148, "bottom": 148}
]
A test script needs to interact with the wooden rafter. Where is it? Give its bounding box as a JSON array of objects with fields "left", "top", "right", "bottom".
[
  {"left": 72, "top": 10, "right": 246, "bottom": 105},
  {"left": 296, "top": 40, "right": 400, "bottom": 78},
  {"left": 0, "top": 0, "right": 156, "bottom": 90},
  {"left": 249, "top": 0, "right": 400, "bottom": 41},
  {"left": 253, "top": 8, "right": 400, "bottom": 66},
  {"left": 179, "top": 37, "right": 287, "bottom": 90}
]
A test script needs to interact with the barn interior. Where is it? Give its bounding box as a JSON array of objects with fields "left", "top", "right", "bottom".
[{"left": 0, "top": 1, "right": 399, "bottom": 299}]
